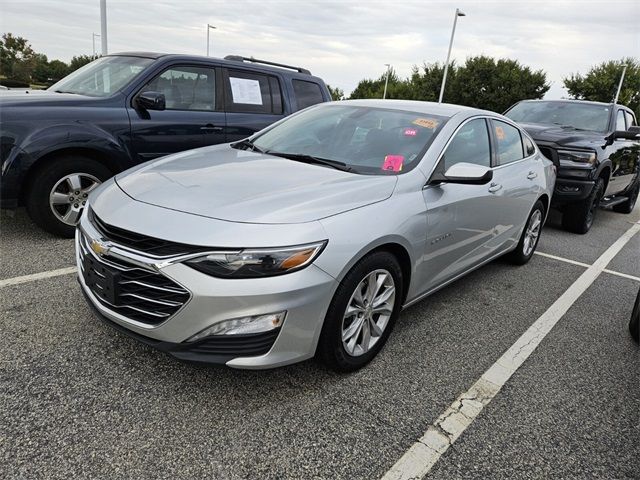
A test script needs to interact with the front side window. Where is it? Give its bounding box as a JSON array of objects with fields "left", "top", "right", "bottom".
[
  {"left": 616, "top": 110, "right": 627, "bottom": 131},
  {"left": 442, "top": 118, "right": 491, "bottom": 171},
  {"left": 142, "top": 66, "right": 216, "bottom": 111},
  {"left": 248, "top": 104, "right": 448, "bottom": 175},
  {"left": 49, "top": 56, "right": 153, "bottom": 97},
  {"left": 225, "top": 70, "right": 282, "bottom": 114},
  {"left": 492, "top": 120, "right": 524, "bottom": 165},
  {"left": 292, "top": 80, "right": 325, "bottom": 110}
]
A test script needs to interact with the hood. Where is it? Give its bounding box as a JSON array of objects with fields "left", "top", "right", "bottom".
[
  {"left": 518, "top": 122, "right": 604, "bottom": 148},
  {"left": 115, "top": 145, "right": 397, "bottom": 224},
  {"left": 0, "top": 90, "right": 100, "bottom": 107}
]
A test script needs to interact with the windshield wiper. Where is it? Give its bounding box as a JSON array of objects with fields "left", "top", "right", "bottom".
[
  {"left": 230, "top": 138, "right": 265, "bottom": 153},
  {"left": 265, "top": 151, "right": 352, "bottom": 172},
  {"left": 53, "top": 90, "right": 80, "bottom": 94},
  {"left": 552, "top": 122, "right": 587, "bottom": 131}
]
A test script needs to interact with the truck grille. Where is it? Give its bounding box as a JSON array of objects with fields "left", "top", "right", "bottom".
[
  {"left": 90, "top": 210, "right": 209, "bottom": 258},
  {"left": 79, "top": 233, "right": 190, "bottom": 325}
]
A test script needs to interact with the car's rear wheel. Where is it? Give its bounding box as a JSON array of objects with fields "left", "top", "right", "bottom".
[
  {"left": 26, "top": 155, "right": 111, "bottom": 237},
  {"left": 612, "top": 181, "right": 639, "bottom": 214},
  {"left": 561, "top": 177, "right": 604, "bottom": 234},
  {"left": 508, "top": 200, "right": 545, "bottom": 265},
  {"left": 318, "top": 251, "right": 403, "bottom": 372}
]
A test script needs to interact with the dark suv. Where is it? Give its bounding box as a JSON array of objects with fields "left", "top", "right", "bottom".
[
  {"left": 505, "top": 100, "right": 639, "bottom": 233},
  {"left": 0, "top": 52, "right": 331, "bottom": 236}
]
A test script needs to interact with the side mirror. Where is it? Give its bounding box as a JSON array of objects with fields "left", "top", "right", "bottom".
[
  {"left": 431, "top": 162, "right": 493, "bottom": 185},
  {"left": 136, "top": 91, "right": 165, "bottom": 111}
]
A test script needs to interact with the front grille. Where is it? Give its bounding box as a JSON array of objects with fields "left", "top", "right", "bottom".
[
  {"left": 79, "top": 234, "right": 190, "bottom": 325},
  {"left": 185, "top": 329, "right": 280, "bottom": 356},
  {"left": 90, "top": 210, "right": 209, "bottom": 257}
]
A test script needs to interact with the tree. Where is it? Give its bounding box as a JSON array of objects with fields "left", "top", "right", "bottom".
[
  {"left": 69, "top": 54, "right": 99, "bottom": 72},
  {"left": 0, "top": 33, "right": 36, "bottom": 81},
  {"left": 564, "top": 58, "right": 640, "bottom": 118},
  {"left": 448, "top": 56, "right": 549, "bottom": 112},
  {"left": 327, "top": 84, "right": 345, "bottom": 101},
  {"left": 349, "top": 68, "right": 402, "bottom": 99}
]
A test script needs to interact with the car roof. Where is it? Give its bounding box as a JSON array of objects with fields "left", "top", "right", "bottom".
[
  {"left": 324, "top": 99, "right": 495, "bottom": 118},
  {"left": 107, "top": 52, "right": 320, "bottom": 79},
  {"left": 517, "top": 98, "right": 615, "bottom": 108}
]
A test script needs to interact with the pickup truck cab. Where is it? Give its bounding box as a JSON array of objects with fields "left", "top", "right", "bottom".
[
  {"left": 505, "top": 100, "right": 639, "bottom": 233},
  {"left": 0, "top": 52, "right": 331, "bottom": 236}
]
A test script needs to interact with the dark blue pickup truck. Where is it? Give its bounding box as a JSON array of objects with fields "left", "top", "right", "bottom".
[{"left": 0, "top": 52, "right": 331, "bottom": 236}]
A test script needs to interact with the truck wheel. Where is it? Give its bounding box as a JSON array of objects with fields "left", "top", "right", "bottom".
[
  {"left": 561, "top": 178, "right": 604, "bottom": 234},
  {"left": 26, "top": 155, "right": 111, "bottom": 238},
  {"left": 612, "top": 181, "right": 639, "bottom": 214}
]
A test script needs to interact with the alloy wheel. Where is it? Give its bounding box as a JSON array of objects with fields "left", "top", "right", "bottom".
[
  {"left": 523, "top": 209, "right": 542, "bottom": 257},
  {"left": 341, "top": 269, "right": 396, "bottom": 357},
  {"left": 49, "top": 173, "right": 101, "bottom": 226}
]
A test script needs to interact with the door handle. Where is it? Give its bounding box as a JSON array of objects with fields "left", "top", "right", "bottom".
[
  {"left": 201, "top": 124, "right": 223, "bottom": 133},
  {"left": 488, "top": 182, "right": 503, "bottom": 193},
  {"left": 527, "top": 171, "right": 538, "bottom": 180}
]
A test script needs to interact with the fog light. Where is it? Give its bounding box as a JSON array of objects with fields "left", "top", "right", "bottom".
[{"left": 187, "top": 312, "right": 286, "bottom": 341}]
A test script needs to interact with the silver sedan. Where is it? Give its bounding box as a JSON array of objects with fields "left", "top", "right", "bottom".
[{"left": 76, "top": 100, "right": 556, "bottom": 371}]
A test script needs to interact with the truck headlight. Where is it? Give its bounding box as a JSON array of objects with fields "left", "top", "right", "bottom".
[
  {"left": 557, "top": 149, "right": 596, "bottom": 168},
  {"left": 185, "top": 241, "right": 327, "bottom": 278}
]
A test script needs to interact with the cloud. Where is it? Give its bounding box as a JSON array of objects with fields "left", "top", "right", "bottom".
[{"left": 1, "top": 0, "right": 638, "bottom": 98}]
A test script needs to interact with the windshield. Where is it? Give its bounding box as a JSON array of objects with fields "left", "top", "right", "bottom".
[
  {"left": 505, "top": 101, "right": 611, "bottom": 132},
  {"left": 249, "top": 104, "right": 448, "bottom": 174},
  {"left": 48, "top": 56, "right": 153, "bottom": 97}
]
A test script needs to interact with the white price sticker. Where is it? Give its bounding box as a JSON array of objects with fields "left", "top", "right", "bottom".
[{"left": 229, "top": 77, "right": 263, "bottom": 105}]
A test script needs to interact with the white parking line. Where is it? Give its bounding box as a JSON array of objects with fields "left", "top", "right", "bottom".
[
  {"left": 535, "top": 251, "right": 640, "bottom": 282},
  {"left": 382, "top": 220, "right": 640, "bottom": 480},
  {"left": 0, "top": 266, "right": 77, "bottom": 288}
]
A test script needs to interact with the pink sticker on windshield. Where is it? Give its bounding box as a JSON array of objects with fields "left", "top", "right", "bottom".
[
  {"left": 382, "top": 155, "right": 404, "bottom": 172},
  {"left": 404, "top": 128, "right": 418, "bottom": 137}
]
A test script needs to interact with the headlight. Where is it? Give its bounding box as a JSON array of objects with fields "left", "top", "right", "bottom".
[
  {"left": 557, "top": 149, "right": 596, "bottom": 167},
  {"left": 185, "top": 241, "right": 327, "bottom": 278}
]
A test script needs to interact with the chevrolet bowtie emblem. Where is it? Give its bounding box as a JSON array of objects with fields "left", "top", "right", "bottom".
[{"left": 90, "top": 239, "right": 110, "bottom": 256}]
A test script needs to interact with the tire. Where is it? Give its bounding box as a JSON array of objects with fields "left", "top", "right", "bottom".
[
  {"left": 26, "top": 155, "right": 111, "bottom": 237},
  {"left": 508, "top": 200, "right": 545, "bottom": 265},
  {"left": 630, "top": 288, "right": 640, "bottom": 343},
  {"left": 317, "top": 251, "right": 403, "bottom": 372},
  {"left": 561, "top": 177, "right": 604, "bottom": 234},
  {"left": 612, "top": 181, "right": 639, "bottom": 214}
]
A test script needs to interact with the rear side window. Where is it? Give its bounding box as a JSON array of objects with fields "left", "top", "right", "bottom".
[
  {"left": 225, "top": 70, "right": 283, "bottom": 114},
  {"left": 292, "top": 80, "right": 325, "bottom": 110},
  {"left": 442, "top": 118, "right": 491, "bottom": 170},
  {"left": 624, "top": 111, "right": 636, "bottom": 127},
  {"left": 523, "top": 135, "right": 536, "bottom": 156},
  {"left": 143, "top": 66, "right": 216, "bottom": 111},
  {"left": 491, "top": 120, "right": 524, "bottom": 165}
]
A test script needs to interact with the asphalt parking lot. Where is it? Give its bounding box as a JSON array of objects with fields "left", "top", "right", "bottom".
[{"left": 1, "top": 205, "right": 639, "bottom": 479}]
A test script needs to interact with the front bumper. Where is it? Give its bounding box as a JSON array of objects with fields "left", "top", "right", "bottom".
[
  {"left": 551, "top": 177, "right": 595, "bottom": 205},
  {"left": 76, "top": 214, "right": 338, "bottom": 369}
]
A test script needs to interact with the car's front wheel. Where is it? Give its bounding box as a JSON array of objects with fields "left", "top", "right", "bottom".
[
  {"left": 561, "top": 178, "right": 604, "bottom": 234},
  {"left": 318, "top": 251, "right": 403, "bottom": 372},
  {"left": 26, "top": 155, "right": 111, "bottom": 237},
  {"left": 630, "top": 288, "right": 640, "bottom": 343}
]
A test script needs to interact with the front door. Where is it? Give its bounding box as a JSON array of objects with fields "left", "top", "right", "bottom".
[
  {"left": 128, "top": 65, "right": 226, "bottom": 161},
  {"left": 421, "top": 118, "right": 503, "bottom": 291}
]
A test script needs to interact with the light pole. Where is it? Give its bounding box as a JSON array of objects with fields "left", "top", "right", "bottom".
[
  {"left": 438, "top": 8, "right": 465, "bottom": 104},
  {"left": 100, "top": 0, "right": 108, "bottom": 55},
  {"left": 613, "top": 64, "right": 628, "bottom": 104},
  {"left": 383, "top": 63, "right": 391, "bottom": 99},
  {"left": 92, "top": 33, "right": 100, "bottom": 57},
  {"left": 206, "top": 24, "right": 216, "bottom": 56}
]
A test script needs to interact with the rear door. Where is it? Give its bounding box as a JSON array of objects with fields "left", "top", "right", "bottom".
[
  {"left": 128, "top": 64, "right": 225, "bottom": 161},
  {"left": 223, "top": 69, "right": 286, "bottom": 142},
  {"left": 488, "top": 119, "right": 540, "bottom": 246},
  {"left": 606, "top": 108, "right": 639, "bottom": 196},
  {"left": 422, "top": 117, "right": 503, "bottom": 291}
]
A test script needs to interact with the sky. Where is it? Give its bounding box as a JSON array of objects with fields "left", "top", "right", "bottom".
[{"left": 1, "top": 0, "right": 638, "bottom": 98}]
